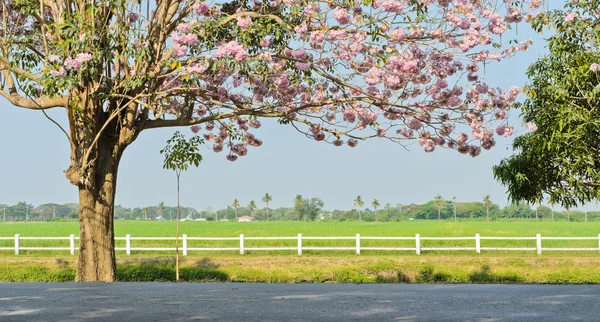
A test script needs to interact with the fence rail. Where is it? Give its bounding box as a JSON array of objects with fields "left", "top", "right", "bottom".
[{"left": 2, "top": 233, "right": 600, "bottom": 256}]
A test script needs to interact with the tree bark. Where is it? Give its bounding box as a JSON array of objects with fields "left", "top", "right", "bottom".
[{"left": 75, "top": 143, "right": 122, "bottom": 282}]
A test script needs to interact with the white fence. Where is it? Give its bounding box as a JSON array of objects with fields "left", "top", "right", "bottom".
[{"left": 2, "top": 233, "right": 600, "bottom": 256}]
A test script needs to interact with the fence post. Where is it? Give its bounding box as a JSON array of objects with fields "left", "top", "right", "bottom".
[
  {"left": 297, "top": 234, "right": 302, "bottom": 255},
  {"left": 475, "top": 233, "right": 481, "bottom": 254},
  {"left": 356, "top": 233, "right": 361, "bottom": 255},
  {"left": 183, "top": 234, "right": 188, "bottom": 256},
  {"left": 415, "top": 234, "right": 421, "bottom": 255},
  {"left": 126, "top": 234, "right": 131, "bottom": 255},
  {"left": 69, "top": 234, "right": 75, "bottom": 255},
  {"left": 240, "top": 234, "right": 245, "bottom": 255},
  {"left": 536, "top": 234, "right": 542, "bottom": 255},
  {"left": 14, "top": 234, "right": 19, "bottom": 255}
]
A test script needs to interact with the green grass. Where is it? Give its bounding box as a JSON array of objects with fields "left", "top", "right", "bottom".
[
  {"left": 1, "top": 221, "right": 600, "bottom": 257},
  {"left": 2, "top": 256, "right": 600, "bottom": 284}
]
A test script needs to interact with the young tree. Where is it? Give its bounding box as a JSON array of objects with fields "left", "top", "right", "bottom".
[
  {"left": 371, "top": 199, "right": 380, "bottom": 222},
  {"left": 0, "top": 0, "right": 537, "bottom": 281},
  {"left": 483, "top": 195, "right": 492, "bottom": 222},
  {"left": 433, "top": 194, "right": 444, "bottom": 221},
  {"left": 232, "top": 199, "right": 240, "bottom": 221},
  {"left": 354, "top": 196, "right": 364, "bottom": 221},
  {"left": 160, "top": 131, "right": 202, "bottom": 282},
  {"left": 262, "top": 193, "right": 273, "bottom": 221},
  {"left": 494, "top": 1, "right": 600, "bottom": 209}
]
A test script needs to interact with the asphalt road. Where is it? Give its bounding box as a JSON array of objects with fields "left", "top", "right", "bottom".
[{"left": 1, "top": 283, "right": 599, "bottom": 321}]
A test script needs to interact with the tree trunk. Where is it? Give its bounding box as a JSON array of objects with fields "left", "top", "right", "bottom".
[{"left": 75, "top": 145, "right": 122, "bottom": 282}]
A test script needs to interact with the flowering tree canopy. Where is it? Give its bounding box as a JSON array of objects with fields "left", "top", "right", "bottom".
[
  {"left": 1, "top": 0, "right": 538, "bottom": 281},
  {"left": 494, "top": 0, "right": 600, "bottom": 209}
]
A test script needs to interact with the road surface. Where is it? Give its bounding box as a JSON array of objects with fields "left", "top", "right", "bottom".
[{"left": 1, "top": 283, "right": 599, "bottom": 321}]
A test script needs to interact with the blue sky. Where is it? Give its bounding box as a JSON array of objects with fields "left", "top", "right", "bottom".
[{"left": 1, "top": 3, "right": 575, "bottom": 211}]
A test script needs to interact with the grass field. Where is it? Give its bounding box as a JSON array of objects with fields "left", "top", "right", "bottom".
[
  {"left": 2, "top": 221, "right": 600, "bottom": 283},
  {"left": 1, "top": 221, "right": 600, "bottom": 257}
]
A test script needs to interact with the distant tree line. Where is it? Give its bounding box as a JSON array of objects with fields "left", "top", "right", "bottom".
[{"left": 1, "top": 198, "right": 599, "bottom": 222}]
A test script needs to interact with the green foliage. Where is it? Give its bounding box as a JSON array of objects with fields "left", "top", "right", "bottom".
[
  {"left": 495, "top": 1, "right": 600, "bottom": 208},
  {"left": 160, "top": 131, "right": 203, "bottom": 174}
]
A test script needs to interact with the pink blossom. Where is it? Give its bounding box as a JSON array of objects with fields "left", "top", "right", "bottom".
[
  {"left": 456, "top": 133, "right": 468, "bottom": 144},
  {"left": 64, "top": 58, "right": 81, "bottom": 71},
  {"left": 237, "top": 15, "right": 252, "bottom": 28},
  {"left": 216, "top": 41, "right": 247, "bottom": 61},
  {"left": 191, "top": 125, "right": 200, "bottom": 133},
  {"left": 333, "top": 8, "right": 350, "bottom": 25},
  {"left": 382, "top": 0, "right": 405, "bottom": 13},
  {"left": 590, "top": 63, "right": 600, "bottom": 72},
  {"left": 76, "top": 53, "right": 93, "bottom": 62},
  {"left": 48, "top": 55, "right": 60, "bottom": 62},
  {"left": 172, "top": 44, "right": 188, "bottom": 58},
  {"left": 347, "top": 139, "right": 358, "bottom": 147},
  {"left": 295, "top": 62, "right": 311, "bottom": 71},
  {"left": 193, "top": 2, "right": 210, "bottom": 15},
  {"left": 260, "top": 38, "right": 273, "bottom": 47},
  {"left": 187, "top": 63, "right": 207, "bottom": 74},
  {"left": 226, "top": 154, "right": 238, "bottom": 162},
  {"left": 564, "top": 12, "right": 578, "bottom": 22},
  {"left": 526, "top": 122, "right": 538, "bottom": 132},
  {"left": 176, "top": 23, "right": 192, "bottom": 33},
  {"left": 50, "top": 67, "right": 66, "bottom": 76}
]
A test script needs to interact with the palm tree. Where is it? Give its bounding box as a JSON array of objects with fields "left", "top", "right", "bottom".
[
  {"left": 354, "top": 196, "right": 364, "bottom": 221},
  {"left": 433, "top": 194, "right": 443, "bottom": 221},
  {"left": 248, "top": 200, "right": 257, "bottom": 218},
  {"left": 143, "top": 207, "right": 148, "bottom": 220},
  {"left": 232, "top": 199, "right": 240, "bottom": 221},
  {"left": 158, "top": 202, "right": 165, "bottom": 220},
  {"left": 372, "top": 199, "right": 380, "bottom": 222},
  {"left": 262, "top": 193, "right": 273, "bottom": 221},
  {"left": 483, "top": 195, "right": 492, "bottom": 222}
]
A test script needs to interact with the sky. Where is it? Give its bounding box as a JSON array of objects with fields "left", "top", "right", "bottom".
[{"left": 1, "top": 3, "right": 577, "bottom": 212}]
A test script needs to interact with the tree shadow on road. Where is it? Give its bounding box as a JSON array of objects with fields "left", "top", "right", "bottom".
[
  {"left": 468, "top": 265, "right": 523, "bottom": 284},
  {"left": 117, "top": 257, "right": 229, "bottom": 282}
]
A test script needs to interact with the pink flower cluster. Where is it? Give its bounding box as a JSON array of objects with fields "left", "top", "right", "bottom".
[
  {"left": 237, "top": 15, "right": 252, "bottom": 28},
  {"left": 590, "top": 63, "right": 600, "bottom": 72},
  {"left": 216, "top": 41, "right": 247, "bottom": 61}
]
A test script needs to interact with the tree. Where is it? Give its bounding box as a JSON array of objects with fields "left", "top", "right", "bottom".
[
  {"left": 433, "top": 194, "right": 444, "bottom": 221},
  {"left": 232, "top": 199, "right": 240, "bottom": 221},
  {"left": 372, "top": 199, "right": 380, "bottom": 222},
  {"left": 494, "top": 1, "right": 600, "bottom": 209},
  {"left": 354, "top": 196, "right": 364, "bottom": 222},
  {"left": 142, "top": 207, "right": 148, "bottom": 220},
  {"left": 0, "top": 0, "right": 537, "bottom": 281},
  {"left": 157, "top": 202, "right": 165, "bottom": 220},
  {"left": 294, "top": 195, "right": 304, "bottom": 221},
  {"left": 160, "top": 131, "right": 202, "bottom": 282},
  {"left": 483, "top": 195, "right": 492, "bottom": 222},
  {"left": 306, "top": 198, "right": 325, "bottom": 221},
  {"left": 452, "top": 197, "right": 457, "bottom": 222},
  {"left": 262, "top": 193, "right": 273, "bottom": 221},
  {"left": 248, "top": 200, "right": 257, "bottom": 217}
]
